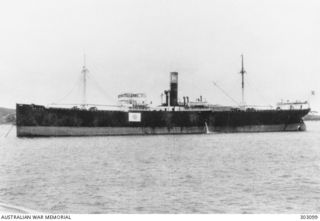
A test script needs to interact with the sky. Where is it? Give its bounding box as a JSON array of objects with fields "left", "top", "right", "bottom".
[{"left": 0, "top": 0, "right": 319, "bottom": 110}]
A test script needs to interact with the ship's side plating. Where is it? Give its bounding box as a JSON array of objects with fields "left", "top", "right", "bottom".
[{"left": 16, "top": 103, "right": 309, "bottom": 137}]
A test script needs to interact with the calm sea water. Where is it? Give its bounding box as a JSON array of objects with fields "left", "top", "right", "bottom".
[{"left": 0, "top": 123, "right": 320, "bottom": 214}]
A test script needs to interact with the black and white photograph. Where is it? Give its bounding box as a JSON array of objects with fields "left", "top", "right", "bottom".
[{"left": 0, "top": 0, "right": 319, "bottom": 219}]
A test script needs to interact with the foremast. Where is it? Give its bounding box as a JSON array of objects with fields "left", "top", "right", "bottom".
[
  {"left": 81, "top": 54, "right": 88, "bottom": 109},
  {"left": 240, "top": 54, "right": 246, "bottom": 107}
]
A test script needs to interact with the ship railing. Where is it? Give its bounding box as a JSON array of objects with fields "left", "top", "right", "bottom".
[
  {"left": 243, "top": 104, "right": 310, "bottom": 111},
  {"left": 275, "top": 101, "right": 310, "bottom": 110},
  {"left": 48, "top": 103, "right": 127, "bottom": 111},
  {"left": 243, "top": 105, "right": 275, "bottom": 110}
]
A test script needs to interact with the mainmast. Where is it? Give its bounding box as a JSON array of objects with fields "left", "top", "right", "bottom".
[
  {"left": 240, "top": 54, "right": 246, "bottom": 106},
  {"left": 81, "top": 54, "right": 88, "bottom": 108}
]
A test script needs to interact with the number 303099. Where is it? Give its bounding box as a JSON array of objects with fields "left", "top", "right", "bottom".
[{"left": 301, "top": 215, "right": 318, "bottom": 219}]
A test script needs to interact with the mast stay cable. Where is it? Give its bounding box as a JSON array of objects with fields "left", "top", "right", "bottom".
[
  {"left": 51, "top": 76, "right": 82, "bottom": 105},
  {"left": 86, "top": 71, "right": 116, "bottom": 103},
  {"left": 212, "top": 81, "right": 240, "bottom": 106},
  {"left": 245, "top": 78, "right": 273, "bottom": 107}
]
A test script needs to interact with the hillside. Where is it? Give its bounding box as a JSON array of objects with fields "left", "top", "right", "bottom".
[{"left": 0, "top": 107, "right": 15, "bottom": 124}]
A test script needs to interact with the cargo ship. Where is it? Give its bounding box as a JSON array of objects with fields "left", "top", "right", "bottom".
[{"left": 16, "top": 56, "right": 310, "bottom": 137}]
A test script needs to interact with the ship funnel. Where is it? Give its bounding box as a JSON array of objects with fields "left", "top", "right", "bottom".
[{"left": 170, "top": 72, "right": 178, "bottom": 106}]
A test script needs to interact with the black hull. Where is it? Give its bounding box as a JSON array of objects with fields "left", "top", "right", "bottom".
[{"left": 16, "top": 104, "right": 310, "bottom": 137}]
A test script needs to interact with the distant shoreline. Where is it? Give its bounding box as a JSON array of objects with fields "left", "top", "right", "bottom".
[
  {"left": 304, "top": 112, "right": 320, "bottom": 121},
  {"left": 0, "top": 107, "right": 15, "bottom": 124}
]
